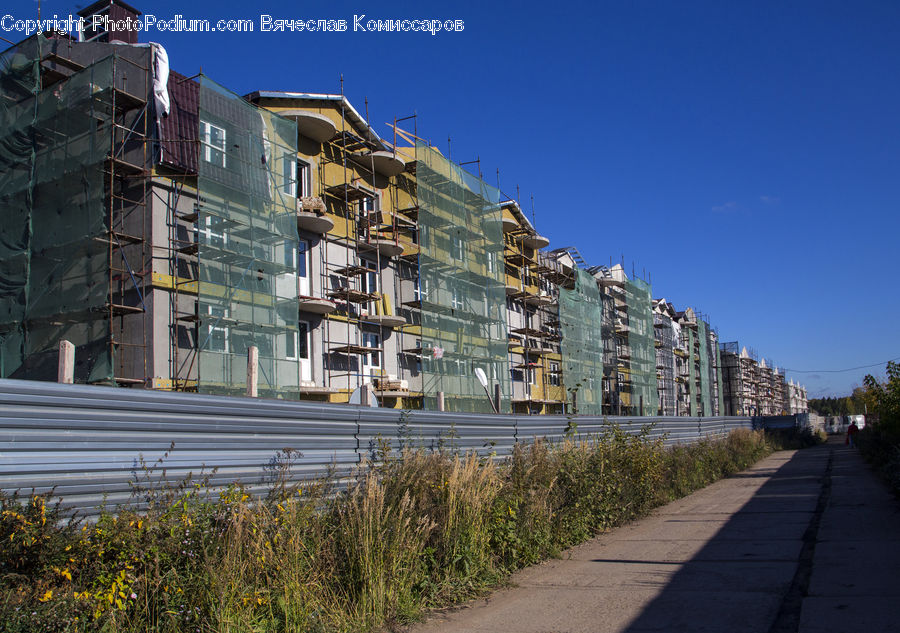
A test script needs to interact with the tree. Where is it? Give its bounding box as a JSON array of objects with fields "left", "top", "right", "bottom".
[{"left": 864, "top": 361, "right": 900, "bottom": 430}]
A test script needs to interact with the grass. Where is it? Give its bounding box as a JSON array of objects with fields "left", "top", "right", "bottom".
[
  {"left": 1, "top": 426, "right": 777, "bottom": 633},
  {"left": 858, "top": 423, "right": 900, "bottom": 496}
]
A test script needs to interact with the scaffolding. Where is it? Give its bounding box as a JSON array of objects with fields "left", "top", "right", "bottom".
[
  {"left": 558, "top": 268, "right": 604, "bottom": 415},
  {"left": 0, "top": 35, "right": 149, "bottom": 385},
  {"left": 654, "top": 312, "right": 677, "bottom": 416},
  {"left": 193, "top": 76, "right": 300, "bottom": 397},
  {"left": 312, "top": 99, "right": 408, "bottom": 399},
  {"left": 697, "top": 319, "right": 711, "bottom": 416},
  {"left": 415, "top": 141, "right": 509, "bottom": 413},
  {"left": 625, "top": 278, "right": 657, "bottom": 416}
]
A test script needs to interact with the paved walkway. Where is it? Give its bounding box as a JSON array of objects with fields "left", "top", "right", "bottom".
[{"left": 405, "top": 437, "right": 900, "bottom": 633}]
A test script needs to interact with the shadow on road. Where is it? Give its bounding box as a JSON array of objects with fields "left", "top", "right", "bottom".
[{"left": 619, "top": 444, "right": 832, "bottom": 633}]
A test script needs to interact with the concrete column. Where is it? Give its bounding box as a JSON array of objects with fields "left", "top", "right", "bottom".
[
  {"left": 359, "top": 382, "right": 370, "bottom": 407},
  {"left": 437, "top": 391, "right": 445, "bottom": 412},
  {"left": 57, "top": 340, "right": 74, "bottom": 384},
  {"left": 246, "top": 346, "right": 258, "bottom": 397}
]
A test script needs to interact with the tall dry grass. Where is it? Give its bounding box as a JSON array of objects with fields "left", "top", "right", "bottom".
[{"left": 1, "top": 427, "right": 773, "bottom": 632}]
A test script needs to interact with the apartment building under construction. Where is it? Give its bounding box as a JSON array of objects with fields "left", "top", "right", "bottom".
[{"left": 0, "top": 5, "right": 807, "bottom": 415}]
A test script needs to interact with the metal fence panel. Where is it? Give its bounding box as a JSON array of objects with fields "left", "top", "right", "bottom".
[{"left": 0, "top": 379, "right": 752, "bottom": 516}]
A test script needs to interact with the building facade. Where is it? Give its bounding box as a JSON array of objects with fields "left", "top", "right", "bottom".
[{"left": 0, "top": 10, "right": 807, "bottom": 415}]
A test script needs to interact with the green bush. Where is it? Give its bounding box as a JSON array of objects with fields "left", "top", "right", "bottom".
[
  {"left": 765, "top": 427, "right": 827, "bottom": 451},
  {"left": 858, "top": 361, "right": 900, "bottom": 495},
  {"left": 1, "top": 427, "right": 777, "bottom": 633}
]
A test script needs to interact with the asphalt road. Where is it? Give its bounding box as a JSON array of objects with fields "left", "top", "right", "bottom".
[{"left": 403, "top": 436, "right": 900, "bottom": 633}]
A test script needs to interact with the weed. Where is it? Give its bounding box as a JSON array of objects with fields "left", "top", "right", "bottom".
[{"left": 1, "top": 427, "right": 777, "bottom": 633}]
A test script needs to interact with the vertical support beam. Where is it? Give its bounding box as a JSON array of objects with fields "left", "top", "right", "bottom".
[
  {"left": 246, "top": 346, "right": 258, "bottom": 397},
  {"left": 437, "top": 391, "right": 445, "bottom": 412},
  {"left": 58, "top": 340, "right": 75, "bottom": 384},
  {"left": 494, "top": 383, "right": 501, "bottom": 415},
  {"left": 360, "top": 382, "right": 370, "bottom": 407}
]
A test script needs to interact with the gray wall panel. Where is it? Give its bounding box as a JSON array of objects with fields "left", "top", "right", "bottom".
[{"left": 0, "top": 379, "right": 755, "bottom": 516}]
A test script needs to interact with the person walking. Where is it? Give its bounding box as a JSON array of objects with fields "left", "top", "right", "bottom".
[{"left": 846, "top": 420, "right": 860, "bottom": 448}]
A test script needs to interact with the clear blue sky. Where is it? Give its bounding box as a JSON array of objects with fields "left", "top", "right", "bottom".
[{"left": 20, "top": 0, "right": 900, "bottom": 397}]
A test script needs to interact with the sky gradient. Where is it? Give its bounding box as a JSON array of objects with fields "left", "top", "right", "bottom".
[{"left": 16, "top": 0, "right": 900, "bottom": 397}]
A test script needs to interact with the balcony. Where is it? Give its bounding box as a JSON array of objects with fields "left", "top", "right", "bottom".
[
  {"left": 296, "top": 197, "right": 334, "bottom": 234},
  {"left": 326, "top": 287, "right": 380, "bottom": 304},
  {"left": 349, "top": 151, "right": 406, "bottom": 177},
  {"left": 523, "top": 345, "right": 554, "bottom": 357},
  {"left": 361, "top": 314, "right": 407, "bottom": 328},
  {"left": 502, "top": 216, "right": 519, "bottom": 233},
  {"left": 358, "top": 236, "right": 404, "bottom": 258},
  {"left": 298, "top": 296, "right": 337, "bottom": 315},
  {"left": 519, "top": 233, "right": 551, "bottom": 250},
  {"left": 524, "top": 292, "right": 555, "bottom": 308},
  {"left": 281, "top": 109, "right": 337, "bottom": 143}
]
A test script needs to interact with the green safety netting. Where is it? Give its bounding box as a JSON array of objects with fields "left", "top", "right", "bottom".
[
  {"left": 654, "top": 313, "right": 676, "bottom": 416},
  {"left": 559, "top": 268, "right": 604, "bottom": 415},
  {"left": 698, "top": 319, "right": 711, "bottom": 416},
  {"left": 196, "top": 76, "right": 301, "bottom": 398},
  {"left": 0, "top": 36, "right": 115, "bottom": 382},
  {"left": 685, "top": 327, "right": 697, "bottom": 416},
  {"left": 625, "top": 278, "right": 657, "bottom": 416},
  {"left": 415, "top": 141, "right": 510, "bottom": 413},
  {"left": 716, "top": 342, "right": 725, "bottom": 415}
]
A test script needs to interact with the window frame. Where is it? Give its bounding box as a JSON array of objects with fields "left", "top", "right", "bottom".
[{"left": 200, "top": 120, "right": 227, "bottom": 168}]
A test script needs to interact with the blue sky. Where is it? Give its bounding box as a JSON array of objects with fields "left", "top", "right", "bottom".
[{"left": 16, "top": 0, "right": 900, "bottom": 397}]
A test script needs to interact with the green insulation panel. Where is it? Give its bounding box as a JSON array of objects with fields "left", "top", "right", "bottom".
[
  {"left": 196, "top": 76, "right": 301, "bottom": 398},
  {"left": 0, "top": 37, "right": 114, "bottom": 383},
  {"left": 625, "top": 278, "right": 657, "bottom": 416},
  {"left": 559, "top": 268, "right": 604, "bottom": 415},
  {"left": 415, "top": 141, "right": 510, "bottom": 413}
]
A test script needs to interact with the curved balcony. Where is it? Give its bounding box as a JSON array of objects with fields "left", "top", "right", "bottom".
[
  {"left": 522, "top": 233, "right": 550, "bottom": 249},
  {"left": 297, "top": 205, "right": 334, "bottom": 235},
  {"left": 361, "top": 314, "right": 407, "bottom": 328},
  {"left": 358, "top": 237, "right": 404, "bottom": 258},
  {"left": 281, "top": 109, "right": 337, "bottom": 143},
  {"left": 298, "top": 296, "right": 337, "bottom": 315},
  {"left": 350, "top": 151, "right": 406, "bottom": 177}
]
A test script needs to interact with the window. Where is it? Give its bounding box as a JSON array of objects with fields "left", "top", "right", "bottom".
[
  {"left": 283, "top": 157, "right": 297, "bottom": 197},
  {"left": 201, "top": 215, "right": 227, "bottom": 249},
  {"left": 285, "top": 331, "right": 298, "bottom": 360},
  {"left": 206, "top": 305, "right": 229, "bottom": 353},
  {"left": 297, "top": 322, "right": 309, "bottom": 360},
  {"left": 486, "top": 250, "right": 497, "bottom": 275},
  {"left": 549, "top": 362, "right": 561, "bottom": 387},
  {"left": 415, "top": 276, "right": 429, "bottom": 302},
  {"left": 80, "top": 8, "right": 110, "bottom": 41},
  {"left": 450, "top": 233, "right": 465, "bottom": 261},
  {"left": 526, "top": 367, "right": 536, "bottom": 385},
  {"left": 286, "top": 322, "right": 310, "bottom": 362},
  {"left": 360, "top": 260, "right": 378, "bottom": 295},
  {"left": 511, "top": 368, "right": 524, "bottom": 382},
  {"left": 360, "top": 196, "right": 378, "bottom": 214},
  {"left": 451, "top": 286, "right": 464, "bottom": 311},
  {"left": 362, "top": 332, "right": 380, "bottom": 367},
  {"left": 200, "top": 121, "right": 226, "bottom": 167},
  {"left": 284, "top": 159, "right": 312, "bottom": 198},
  {"left": 297, "top": 240, "right": 309, "bottom": 278},
  {"left": 299, "top": 161, "right": 310, "bottom": 196}
]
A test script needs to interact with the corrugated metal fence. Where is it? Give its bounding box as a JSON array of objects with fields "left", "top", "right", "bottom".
[{"left": 0, "top": 379, "right": 752, "bottom": 516}]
